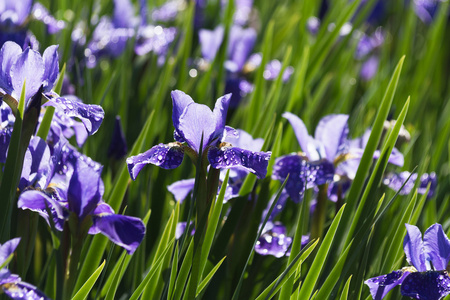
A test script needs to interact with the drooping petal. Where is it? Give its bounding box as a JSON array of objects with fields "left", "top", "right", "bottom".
[
  {"left": 2, "top": 280, "right": 51, "bottom": 300},
  {"left": 255, "top": 222, "right": 293, "bottom": 258},
  {"left": 171, "top": 90, "right": 194, "bottom": 135},
  {"left": 43, "top": 96, "right": 104, "bottom": 135},
  {"left": 0, "top": 238, "right": 20, "bottom": 265},
  {"left": 208, "top": 146, "right": 271, "bottom": 179},
  {"left": 167, "top": 178, "right": 195, "bottom": 203},
  {"left": 423, "top": 224, "right": 450, "bottom": 271},
  {"left": 401, "top": 271, "right": 450, "bottom": 300},
  {"left": 365, "top": 270, "right": 410, "bottom": 300},
  {"left": 10, "top": 47, "right": 45, "bottom": 101},
  {"left": 314, "top": 114, "right": 349, "bottom": 161},
  {"left": 67, "top": 161, "right": 102, "bottom": 219},
  {"left": 93, "top": 214, "right": 145, "bottom": 254},
  {"left": 212, "top": 93, "right": 231, "bottom": 141},
  {"left": 178, "top": 102, "right": 216, "bottom": 152},
  {"left": 18, "top": 190, "right": 65, "bottom": 224},
  {"left": 199, "top": 26, "right": 224, "bottom": 62},
  {"left": 272, "top": 154, "right": 308, "bottom": 202},
  {"left": 126, "top": 143, "right": 184, "bottom": 180},
  {"left": 404, "top": 224, "right": 427, "bottom": 272},
  {"left": 42, "top": 45, "right": 59, "bottom": 92}
]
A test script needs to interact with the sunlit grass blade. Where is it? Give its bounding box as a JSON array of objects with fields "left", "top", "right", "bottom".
[
  {"left": 339, "top": 275, "right": 353, "bottom": 300},
  {"left": 173, "top": 239, "right": 194, "bottom": 300},
  {"left": 196, "top": 256, "right": 226, "bottom": 297},
  {"left": 71, "top": 260, "right": 105, "bottom": 300},
  {"left": 286, "top": 46, "right": 309, "bottom": 112},
  {"left": 167, "top": 242, "right": 179, "bottom": 300},
  {"left": 104, "top": 255, "right": 126, "bottom": 300}
]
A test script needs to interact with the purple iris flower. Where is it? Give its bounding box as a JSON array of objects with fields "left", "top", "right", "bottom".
[
  {"left": 355, "top": 28, "right": 385, "bottom": 81},
  {"left": 127, "top": 90, "right": 271, "bottom": 181},
  {"left": 18, "top": 152, "right": 146, "bottom": 254},
  {"left": 414, "top": 0, "right": 443, "bottom": 24},
  {"left": 384, "top": 171, "right": 438, "bottom": 198},
  {"left": 0, "top": 238, "right": 50, "bottom": 299},
  {"left": 0, "top": 102, "right": 14, "bottom": 162},
  {"left": 0, "top": 42, "right": 104, "bottom": 136},
  {"left": 167, "top": 129, "right": 266, "bottom": 203},
  {"left": 0, "top": 0, "right": 64, "bottom": 49},
  {"left": 365, "top": 223, "right": 450, "bottom": 300},
  {"left": 255, "top": 221, "right": 310, "bottom": 258}
]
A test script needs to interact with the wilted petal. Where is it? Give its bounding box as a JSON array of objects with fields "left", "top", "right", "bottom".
[
  {"left": 167, "top": 179, "right": 195, "bottom": 203},
  {"left": 10, "top": 47, "right": 45, "bottom": 101},
  {"left": 0, "top": 238, "right": 20, "bottom": 265},
  {"left": 314, "top": 114, "right": 349, "bottom": 161},
  {"left": 44, "top": 96, "right": 104, "bottom": 134},
  {"left": 126, "top": 143, "right": 184, "bottom": 180},
  {"left": 365, "top": 270, "right": 409, "bottom": 300},
  {"left": 2, "top": 280, "right": 51, "bottom": 300},
  {"left": 178, "top": 102, "right": 216, "bottom": 152},
  {"left": 401, "top": 271, "right": 450, "bottom": 300},
  {"left": 42, "top": 45, "right": 59, "bottom": 92},
  {"left": 423, "top": 224, "right": 450, "bottom": 271},
  {"left": 199, "top": 26, "right": 224, "bottom": 62},
  {"left": 208, "top": 146, "right": 271, "bottom": 179},
  {"left": 94, "top": 214, "right": 145, "bottom": 254},
  {"left": 404, "top": 224, "right": 427, "bottom": 272}
]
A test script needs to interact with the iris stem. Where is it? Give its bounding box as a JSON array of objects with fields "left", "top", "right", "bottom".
[{"left": 311, "top": 183, "right": 328, "bottom": 239}]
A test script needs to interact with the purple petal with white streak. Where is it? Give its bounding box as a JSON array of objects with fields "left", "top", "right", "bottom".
[
  {"left": 314, "top": 114, "right": 349, "bottom": 161},
  {"left": 404, "top": 224, "right": 427, "bottom": 272},
  {"left": 423, "top": 224, "right": 450, "bottom": 271}
]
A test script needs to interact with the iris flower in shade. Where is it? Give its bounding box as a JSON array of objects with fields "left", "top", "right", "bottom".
[
  {"left": 0, "top": 238, "right": 50, "bottom": 300},
  {"left": 255, "top": 221, "right": 310, "bottom": 258},
  {"left": 107, "top": 116, "right": 128, "bottom": 160},
  {"left": 127, "top": 90, "right": 271, "bottom": 181},
  {"left": 167, "top": 129, "right": 266, "bottom": 203},
  {"left": 384, "top": 171, "right": 438, "bottom": 198},
  {"left": 0, "top": 42, "right": 104, "bottom": 136},
  {"left": 18, "top": 155, "right": 145, "bottom": 254},
  {"left": 414, "top": 0, "right": 444, "bottom": 24},
  {"left": 365, "top": 223, "right": 450, "bottom": 300}
]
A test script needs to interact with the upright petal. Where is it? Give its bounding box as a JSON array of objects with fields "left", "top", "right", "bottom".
[
  {"left": 44, "top": 96, "right": 104, "bottom": 135},
  {"left": 404, "top": 224, "right": 427, "bottom": 272},
  {"left": 208, "top": 146, "right": 271, "bottom": 179},
  {"left": 42, "top": 45, "right": 59, "bottom": 92},
  {"left": 0, "top": 238, "right": 20, "bottom": 265},
  {"left": 126, "top": 143, "right": 184, "bottom": 180},
  {"left": 94, "top": 214, "right": 145, "bottom": 254},
  {"left": 113, "top": 0, "right": 137, "bottom": 28},
  {"left": 314, "top": 114, "right": 349, "bottom": 161},
  {"left": 178, "top": 102, "right": 216, "bottom": 152},
  {"left": 167, "top": 178, "right": 195, "bottom": 203},
  {"left": 282, "top": 112, "right": 317, "bottom": 160},
  {"left": 401, "top": 271, "right": 450, "bottom": 300},
  {"left": 199, "top": 26, "right": 224, "bottom": 62},
  {"left": 0, "top": 42, "right": 22, "bottom": 93},
  {"left": 212, "top": 93, "right": 231, "bottom": 141},
  {"left": 171, "top": 90, "right": 194, "bottom": 134},
  {"left": 365, "top": 270, "right": 410, "bottom": 300},
  {"left": 228, "top": 26, "right": 257, "bottom": 72},
  {"left": 10, "top": 47, "right": 45, "bottom": 101},
  {"left": 423, "top": 224, "right": 450, "bottom": 271}
]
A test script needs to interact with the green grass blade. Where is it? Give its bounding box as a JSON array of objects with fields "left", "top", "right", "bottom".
[
  {"left": 104, "top": 255, "right": 126, "bottom": 300},
  {"left": 167, "top": 242, "right": 179, "bottom": 300},
  {"left": 196, "top": 256, "right": 227, "bottom": 297},
  {"left": 71, "top": 260, "right": 105, "bottom": 300},
  {"left": 339, "top": 275, "right": 353, "bottom": 300},
  {"left": 173, "top": 239, "right": 194, "bottom": 300}
]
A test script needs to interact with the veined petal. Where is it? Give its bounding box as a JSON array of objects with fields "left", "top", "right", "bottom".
[
  {"left": 167, "top": 178, "right": 195, "bottom": 203},
  {"left": 401, "top": 271, "right": 450, "bottom": 300},
  {"left": 42, "top": 45, "right": 59, "bottom": 92},
  {"left": 18, "top": 190, "right": 65, "bottom": 223},
  {"left": 272, "top": 154, "right": 308, "bottom": 202},
  {"left": 0, "top": 238, "right": 20, "bottom": 266},
  {"left": 365, "top": 270, "right": 409, "bottom": 300},
  {"left": 228, "top": 26, "right": 256, "bottom": 72},
  {"left": 0, "top": 42, "right": 22, "bottom": 93},
  {"left": 43, "top": 96, "right": 104, "bottom": 135},
  {"left": 126, "top": 143, "right": 184, "bottom": 180},
  {"left": 10, "top": 47, "right": 45, "bottom": 102},
  {"left": 94, "top": 214, "right": 145, "bottom": 254},
  {"left": 404, "top": 224, "right": 427, "bottom": 272},
  {"left": 179, "top": 102, "right": 216, "bottom": 152},
  {"left": 222, "top": 126, "right": 240, "bottom": 142},
  {"left": 423, "top": 224, "right": 450, "bottom": 271},
  {"left": 208, "top": 146, "right": 271, "bottom": 179},
  {"left": 314, "top": 114, "right": 349, "bottom": 161}
]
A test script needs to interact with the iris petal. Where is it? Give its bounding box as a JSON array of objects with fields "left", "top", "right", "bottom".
[
  {"left": 365, "top": 270, "right": 409, "bottom": 300},
  {"left": 401, "top": 271, "right": 450, "bottom": 300}
]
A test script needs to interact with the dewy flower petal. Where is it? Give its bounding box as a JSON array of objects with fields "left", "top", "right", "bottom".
[
  {"left": 365, "top": 270, "right": 410, "bottom": 300},
  {"left": 208, "top": 146, "right": 271, "bottom": 179},
  {"left": 126, "top": 143, "right": 184, "bottom": 180},
  {"left": 423, "top": 224, "right": 450, "bottom": 271},
  {"left": 401, "top": 271, "right": 450, "bottom": 300},
  {"left": 42, "top": 45, "right": 59, "bottom": 92},
  {"left": 2, "top": 280, "right": 51, "bottom": 300},
  {"left": 0, "top": 42, "right": 22, "bottom": 94}
]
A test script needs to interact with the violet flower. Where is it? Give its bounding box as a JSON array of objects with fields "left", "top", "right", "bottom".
[
  {"left": 365, "top": 223, "right": 450, "bottom": 300},
  {"left": 18, "top": 147, "right": 145, "bottom": 254},
  {"left": 0, "top": 238, "right": 50, "bottom": 300},
  {"left": 127, "top": 90, "right": 271, "bottom": 181},
  {"left": 355, "top": 28, "right": 385, "bottom": 81},
  {"left": 414, "top": 0, "right": 444, "bottom": 24},
  {"left": 384, "top": 171, "right": 437, "bottom": 198}
]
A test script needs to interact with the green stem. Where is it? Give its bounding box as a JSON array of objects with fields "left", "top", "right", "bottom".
[{"left": 311, "top": 183, "right": 328, "bottom": 239}]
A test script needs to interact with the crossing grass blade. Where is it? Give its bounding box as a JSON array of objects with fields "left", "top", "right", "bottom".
[{"left": 71, "top": 260, "right": 105, "bottom": 300}]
